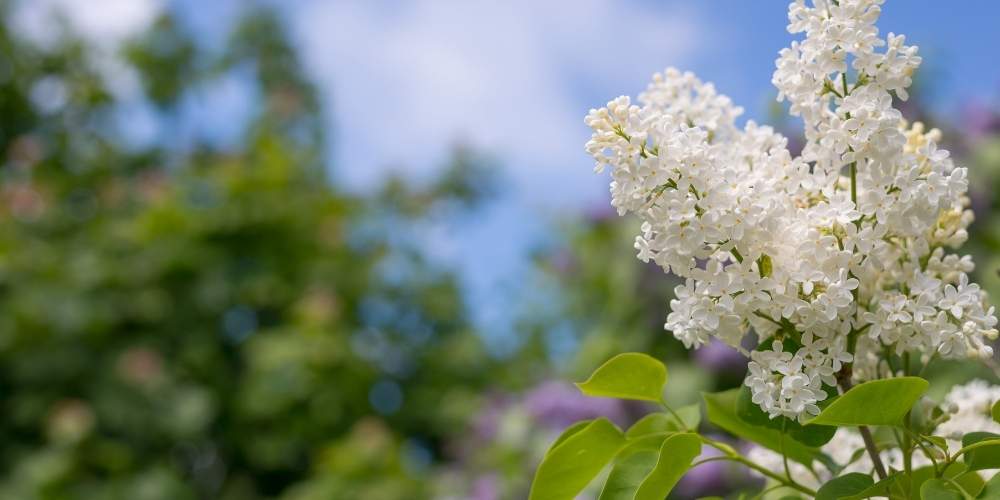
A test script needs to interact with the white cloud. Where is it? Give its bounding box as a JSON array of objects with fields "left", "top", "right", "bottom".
[
  {"left": 11, "top": 0, "right": 164, "bottom": 103},
  {"left": 13, "top": 0, "right": 163, "bottom": 48},
  {"left": 292, "top": 0, "right": 705, "bottom": 207}
]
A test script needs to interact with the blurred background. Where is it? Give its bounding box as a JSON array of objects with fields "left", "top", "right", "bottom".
[{"left": 1, "top": 0, "right": 1000, "bottom": 498}]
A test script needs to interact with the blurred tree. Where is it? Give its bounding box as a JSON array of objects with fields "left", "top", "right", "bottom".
[
  {"left": 519, "top": 213, "right": 728, "bottom": 392},
  {"left": 0, "top": 4, "right": 512, "bottom": 499}
]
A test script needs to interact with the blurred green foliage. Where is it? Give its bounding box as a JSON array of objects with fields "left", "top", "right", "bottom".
[
  {"left": 0, "top": 5, "right": 516, "bottom": 499},
  {"left": 1, "top": 1, "right": 999, "bottom": 499}
]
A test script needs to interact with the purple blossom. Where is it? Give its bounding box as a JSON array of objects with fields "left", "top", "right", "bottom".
[
  {"left": 962, "top": 102, "right": 1000, "bottom": 139},
  {"left": 693, "top": 338, "right": 747, "bottom": 374},
  {"left": 470, "top": 394, "right": 513, "bottom": 442},
  {"left": 524, "top": 381, "right": 629, "bottom": 429},
  {"left": 675, "top": 444, "right": 729, "bottom": 498},
  {"left": 471, "top": 473, "right": 500, "bottom": 500}
]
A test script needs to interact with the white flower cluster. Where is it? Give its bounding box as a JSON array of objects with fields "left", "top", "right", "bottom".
[
  {"left": 934, "top": 379, "right": 1000, "bottom": 441},
  {"left": 585, "top": 0, "right": 997, "bottom": 420}
]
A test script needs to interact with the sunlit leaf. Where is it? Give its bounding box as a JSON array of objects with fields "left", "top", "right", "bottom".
[
  {"left": 806, "top": 377, "right": 929, "bottom": 427},
  {"left": 626, "top": 404, "right": 700, "bottom": 438},
  {"left": 598, "top": 450, "right": 659, "bottom": 500},
  {"left": 576, "top": 353, "right": 668, "bottom": 402},
  {"left": 546, "top": 419, "right": 592, "bottom": 456},
  {"left": 529, "top": 418, "right": 626, "bottom": 500},
  {"left": 633, "top": 433, "right": 702, "bottom": 500}
]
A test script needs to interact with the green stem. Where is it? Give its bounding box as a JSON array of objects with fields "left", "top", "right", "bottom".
[
  {"left": 902, "top": 423, "right": 913, "bottom": 493},
  {"left": 850, "top": 160, "right": 858, "bottom": 206},
  {"left": 750, "top": 483, "right": 792, "bottom": 500},
  {"left": 859, "top": 425, "right": 888, "bottom": 480},
  {"left": 917, "top": 350, "right": 939, "bottom": 379},
  {"left": 700, "top": 437, "right": 817, "bottom": 497},
  {"left": 838, "top": 377, "right": 887, "bottom": 480},
  {"left": 659, "top": 401, "right": 690, "bottom": 432},
  {"left": 902, "top": 427, "right": 940, "bottom": 475},
  {"left": 940, "top": 438, "right": 1000, "bottom": 473},
  {"left": 753, "top": 310, "right": 785, "bottom": 328},
  {"left": 781, "top": 419, "right": 794, "bottom": 486}
]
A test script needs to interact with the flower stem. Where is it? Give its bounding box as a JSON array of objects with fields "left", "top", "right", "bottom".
[
  {"left": 699, "top": 438, "right": 817, "bottom": 497},
  {"left": 837, "top": 375, "right": 888, "bottom": 480},
  {"left": 859, "top": 425, "right": 888, "bottom": 480},
  {"left": 659, "top": 401, "right": 691, "bottom": 432},
  {"left": 850, "top": 160, "right": 857, "bottom": 205}
]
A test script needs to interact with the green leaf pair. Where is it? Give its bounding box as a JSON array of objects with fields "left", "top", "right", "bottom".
[
  {"left": 530, "top": 353, "right": 703, "bottom": 499},
  {"left": 599, "top": 433, "right": 702, "bottom": 500}
]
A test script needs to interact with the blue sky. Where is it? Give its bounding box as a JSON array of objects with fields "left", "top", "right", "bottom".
[
  {"left": 275, "top": 0, "right": 1000, "bottom": 350},
  {"left": 17, "top": 0, "right": 1000, "bottom": 351}
]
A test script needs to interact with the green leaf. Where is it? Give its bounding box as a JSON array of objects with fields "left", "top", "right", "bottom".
[
  {"left": 598, "top": 450, "right": 659, "bottom": 500},
  {"left": 618, "top": 434, "right": 671, "bottom": 456},
  {"left": 955, "top": 470, "right": 986, "bottom": 498},
  {"left": 839, "top": 471, "right": 902, "bottom": 500},
  {"left": 920, "top": 479, "right": 962, "bottom": 500},
  {"left": 962, "top": 432, "right": 1000, "bottom": 471},
  {"left": 703, "top": 389, "right": 827, "bottom": 467},
  {"left": 529, "top": 418, "right": 626, "bottom": 500},
  {"left": 978, "top": 472, "right": 1000, "bottom": 499},
  {"left": 633, "top": 433, "right": 702, "bottom": 500},
  {"left": 924, "top": 435, "right": 950, "bottom": 452},
  {"left": 806, "top": 377, "right": 929, "bottom": 427},
  {"left": 737, "top": 385, "right": 836, "bottom": 447},
  {"left": 626, "top": 404, "right": 700, "bottom": 438},
  {"left": 546, "top": 420, "right": 593, "bottom": 456},
  {"left": 843, "top": 464, "right": 972, "bottom": 500},
  {"left": 816, "top": 472, "right": 874, "bottom": 500},
  {"left": 992, "top": 400, "right": 1000, "bottom": 425},
  {"left": 577, "top": 353, "right": 668, "bottom": 402}
]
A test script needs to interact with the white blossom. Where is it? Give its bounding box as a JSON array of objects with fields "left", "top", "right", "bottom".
[{"left": 586, "top": 0, "right": 998, "bottom": 419}]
